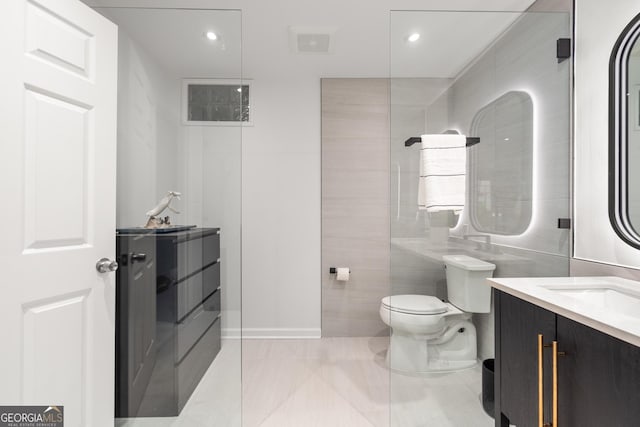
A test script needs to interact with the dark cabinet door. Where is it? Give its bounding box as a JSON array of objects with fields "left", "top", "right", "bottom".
[
  {"left": 116, "top": 234, "right": 157, "bottom": 417},
  {"left": 498, "top": 291, "right": 556, "bottom": 427},
  {"left": 557, "top": 315, "right": 640, "bottom": 427}
]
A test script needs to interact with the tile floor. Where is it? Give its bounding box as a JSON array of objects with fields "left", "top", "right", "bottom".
[{"left": 117, "top": 337, "right": 493, "bottom": 427}]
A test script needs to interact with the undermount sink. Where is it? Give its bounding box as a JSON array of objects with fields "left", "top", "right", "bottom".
[{"left": 539, "top": 283, "right": 640, "bottom": 318}]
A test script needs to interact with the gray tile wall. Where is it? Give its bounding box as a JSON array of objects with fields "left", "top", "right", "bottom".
[
  {"left": 321, "top": 78, "right": 391, "bottom": 337},
  {"left": 321, "top": 78, "right": 452, "bottom": 337},
  {"left": 570, "top": 258, "right": 640, "bottom": 281}
]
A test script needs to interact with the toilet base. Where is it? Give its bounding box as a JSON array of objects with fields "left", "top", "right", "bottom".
[{"left": 386, "top": 319, "right": 478, "bottom": 374}]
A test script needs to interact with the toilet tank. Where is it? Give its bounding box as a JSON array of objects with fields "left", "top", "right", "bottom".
[{"left": 442, "top": 255, "right": 496, "bottom": 313}]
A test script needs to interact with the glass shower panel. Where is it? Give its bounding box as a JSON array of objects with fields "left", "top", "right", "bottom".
[
  {"left": 96, "top": 7, "right": 243, "bottom": 426},
  {"left": 389, "top": 10, "right": 571, "bottom": 426}
]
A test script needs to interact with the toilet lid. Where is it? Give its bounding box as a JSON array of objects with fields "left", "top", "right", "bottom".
[{"left": 381, "top": 295, "right": 448, "bottom": 315}]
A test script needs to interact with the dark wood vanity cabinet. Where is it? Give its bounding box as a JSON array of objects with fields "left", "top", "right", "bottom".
[
  {"left": 555, "top": 316, "right": 640, "bottom": 426},
  {"left": 116, "top": 228, "right": 222, "bottom": 418},
  {"left": 496, "top": 291, "right": 555, "bottom": 427},
  {"left": 495, "top": 290, "right": 640, "bottom": 427}
]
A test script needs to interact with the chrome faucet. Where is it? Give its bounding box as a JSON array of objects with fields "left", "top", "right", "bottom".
[{"left": 462, "top": 234, "right": 492, "bottom": 251}]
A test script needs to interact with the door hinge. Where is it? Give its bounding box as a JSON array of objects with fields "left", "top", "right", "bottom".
[
  {"left": 557, "top": 38, "right": 571, "bottom": 63},
  {"left": 557, "top": 218, "right": 571, "bottom": 229}
]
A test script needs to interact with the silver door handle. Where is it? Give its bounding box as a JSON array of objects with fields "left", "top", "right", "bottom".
[
  {"left": 130, "top": 253, "right": 147, "bottom": 262},
  {"left": 96, "top": 258, "right": 118, "bottom": 273}
]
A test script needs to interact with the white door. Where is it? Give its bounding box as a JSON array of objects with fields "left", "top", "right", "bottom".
[{"left": 0, "top": 0, "right": 117, "bottom": 426}]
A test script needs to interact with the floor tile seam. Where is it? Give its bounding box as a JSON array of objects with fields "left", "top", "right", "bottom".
[
  {"left": 254, "top": 371, "right": 374, "bottom": 427},
  {"left": 250, "top": 365, "right": 323, "bottom": 427},
  {"left": 308, "top": 369, "right": 383, "bottom": 427},
  {"left": 318, "top": 357, "right": 391, "bottom": 390}
]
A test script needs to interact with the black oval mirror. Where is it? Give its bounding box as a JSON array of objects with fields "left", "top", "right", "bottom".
[{"left": 610, "top": 13, "right": 640, "bottom": 248}]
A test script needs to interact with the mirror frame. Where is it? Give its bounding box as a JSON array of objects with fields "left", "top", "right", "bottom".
[{"left": 610, "top": 12, "right": 640, "bottom": 249}]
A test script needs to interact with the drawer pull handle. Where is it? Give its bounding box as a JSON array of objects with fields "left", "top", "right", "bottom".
[
  {"left": 553, "top": 341, "right": 558, "bottom": 427},
  {"left": 131, "top": 253, "right": 147, "bottom": 262},
  {"left": 538, "top": 334, "right": 544, "bottom": 427},
  {"left": 538, "top": 334, "right": 565, "bottom": 427},
  {"left": 552, "top": 341, "right": 566, "bottom": 426}
]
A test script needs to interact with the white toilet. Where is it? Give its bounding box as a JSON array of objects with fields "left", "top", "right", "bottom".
[{"left": 379, "top": 255, "right": 496, "bottom": 374}]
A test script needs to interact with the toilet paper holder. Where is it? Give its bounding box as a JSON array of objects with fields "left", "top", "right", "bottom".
[{"left": 329, "top": 267, "right": 351, "bottom": 274}]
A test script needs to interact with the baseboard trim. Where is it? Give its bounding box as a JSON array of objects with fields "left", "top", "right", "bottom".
[{"left": 222, "top": 328, "right": 321, "bottom": 339}]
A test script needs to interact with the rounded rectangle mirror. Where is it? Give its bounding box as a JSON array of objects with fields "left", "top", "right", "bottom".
[{"left": 470, "top": 90, "right": 534, "bottom": 235}]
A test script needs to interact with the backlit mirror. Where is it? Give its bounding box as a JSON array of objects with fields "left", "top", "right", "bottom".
[
  {"left": 470, "top": 91, "right": 534, "bottom": 235},
  {"left": 611, "top": 13, "right": 640, "bottom": 248}
]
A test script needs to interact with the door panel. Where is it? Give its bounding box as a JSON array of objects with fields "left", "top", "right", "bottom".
[
  {"left": 500, "top": 292, "right": 556, "bottom": 427},
  {"left": 0, "top": 0, "right": 117, "bottom": 426},
  {"left": 26, "top": 0, "right": 94, "bottom": 79},
  {"left": 557, "top": 316, "right": 640, "bottom": 427},
  {"left": 22, "top": 291, "right": 90, "bottom": 411},
  {"left": 24, "top": 88, "right": 91, "bottom": 250}
]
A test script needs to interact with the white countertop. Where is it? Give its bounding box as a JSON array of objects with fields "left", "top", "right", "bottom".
[
  {"left": 391, "top": 237, "right": 528, "bottom": 265},
  {"left": 488, "top": 276, "right": 640, "bottom": 347}
]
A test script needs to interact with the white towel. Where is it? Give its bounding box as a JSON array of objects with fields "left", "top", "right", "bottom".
[{"left": 418, "top": 134, "right": 466, "bottom": 213}]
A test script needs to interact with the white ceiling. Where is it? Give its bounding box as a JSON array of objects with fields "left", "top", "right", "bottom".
[
  {"left": 391, "top": 11, "right": 525, "bottom": 78},
  {"left": 93, "top": 0, "right": 538, "bottom": 79},
  {"left": 97, "top": 8, "right": 242, "bottom": 78}
]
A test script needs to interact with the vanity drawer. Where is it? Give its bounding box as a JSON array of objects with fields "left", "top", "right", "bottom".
[
  {"left": 176, "top": 237, "right": 202, "bottom": 280},
  {"left": 176, "top": 230, "right": 219, "bottom": 280},
  {"left": 177, "top": 318, "right": 221, "bottom": 411},
  {"left": 156, "top": 228, "right": 220, "bottom": 283},
  {"left": 175, "top": 291, "right": 220, "bottom": 362},
  {"left": 203, "top": 283, "right": 221, "bottom": 313},
  {"left": 176, "top": 262, "right": 220, "bottom": 321},
  {"left": 203, "top": 262, "right": 220, "bottom": 301},
  {"left": 202, "top": 231, "right": 220, "bottom": 267}
]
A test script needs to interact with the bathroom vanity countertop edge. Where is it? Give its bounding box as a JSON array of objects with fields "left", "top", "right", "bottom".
[{"left": 487, "top": 276, "right": 640, "bottom": 347}]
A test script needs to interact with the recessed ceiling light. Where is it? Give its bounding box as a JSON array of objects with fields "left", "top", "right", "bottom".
[
  {"left": 237, "top": 87, "right": 242, "bottom": 93},
  {"left": 408, "top": 33, "right": 421, "bottom": 43},
  {"left": 205, "top": 31, "right": 218, "bottom": 41}
]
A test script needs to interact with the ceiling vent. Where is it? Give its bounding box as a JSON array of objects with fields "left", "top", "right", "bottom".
[{"left": 289, "top": 26, "right": 336, "bottom": 54}]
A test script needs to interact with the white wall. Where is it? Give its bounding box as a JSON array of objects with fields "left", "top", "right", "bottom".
[
  {"left": 89, "top": 0, "right": 553, "bottom": 337},
  {"left": 239, "top": 0, "right": 450, "bottom": 337},
  {"left": 115, "top": 29, "right": 180, "bottom": 228},
  {"left": 104, "top": 7, "right": 244, "bottom": 335},
  {"left": 574, "top": 0, "right": 640, "bottom": 270},
  {"left": 181, "top": 126, "right": 243, "bottom": 334}
]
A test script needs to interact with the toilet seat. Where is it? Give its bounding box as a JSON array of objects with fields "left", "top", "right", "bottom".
[{"left": 381, "top": 295, "right": 447, "bottom": 315}]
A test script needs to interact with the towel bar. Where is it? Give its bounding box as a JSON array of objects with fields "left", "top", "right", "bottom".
[{"left": 404, "top": 136, "right": 480, "bottom": 147}]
